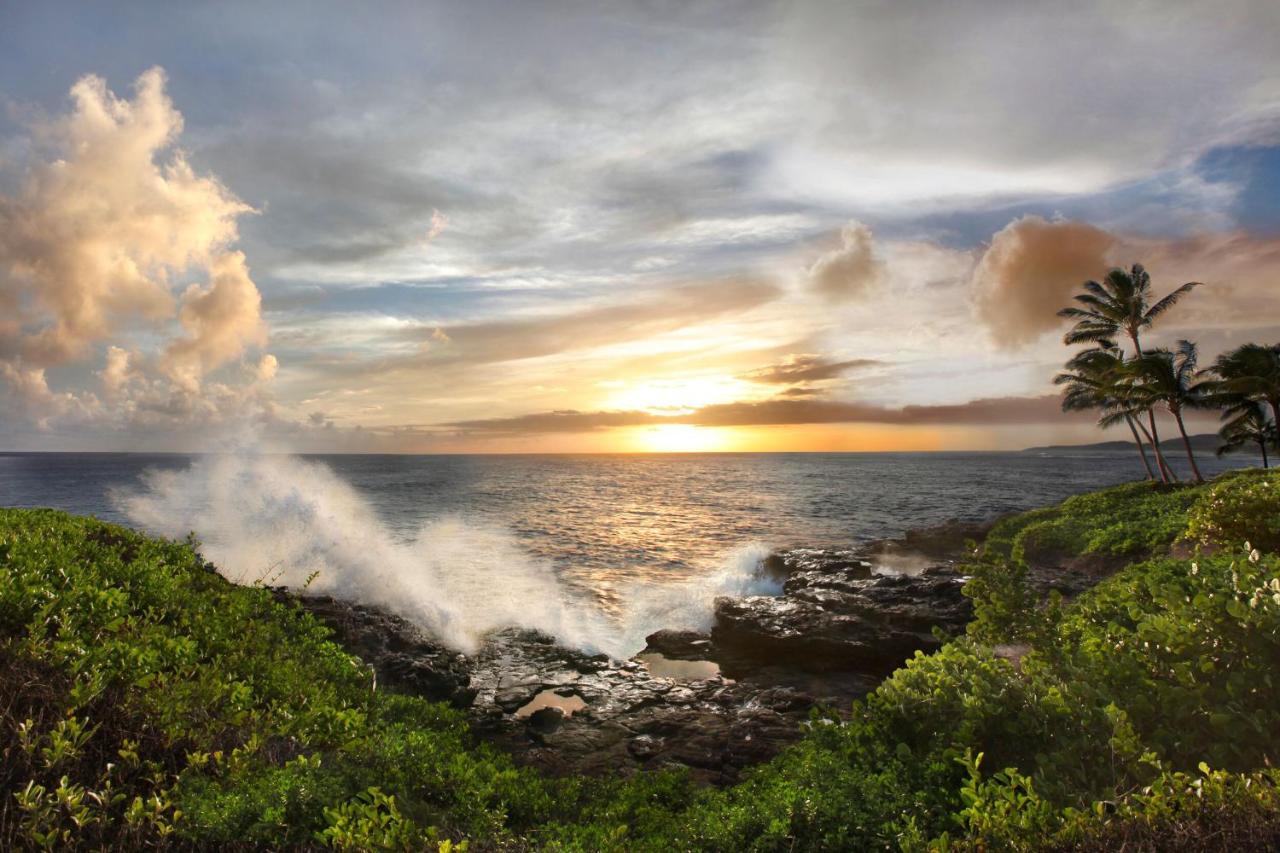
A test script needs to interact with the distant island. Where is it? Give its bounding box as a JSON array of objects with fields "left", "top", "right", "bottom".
[{"left": 1024, "top": 433, "right": 1228, "bottom": 453}]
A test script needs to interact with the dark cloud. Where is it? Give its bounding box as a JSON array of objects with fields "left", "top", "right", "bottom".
[
  {"left": 743, "top": 353, "right": 880, "bottom": 384},
  {"left": 443, "top": 409, "right": 664, "bottom": 436},
  {"left": 442, "top": 393, "right": 1078, "bottom": 434},
  {"left": 682, "top": 395, "right": 1073, "bottom": 427}
]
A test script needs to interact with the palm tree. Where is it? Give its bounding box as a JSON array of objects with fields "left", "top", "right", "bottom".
[
  {"left": 1057, "top": 264, "right": 1200, "bottom": 355},
  {"left": 1054, "top": 342, "right": 1156, "bottom": 479},
  {"left": 1129, "top": 341, "right": 1211, "bottom": 483},
  {"left": 1057, "top": 264, "right": 1199, "bottom": 481},
  {"left": 1207, "top": 343, "right": 1280, "bottom": 431},
  {"left": 1216, "top": 401, "right": 1275, "bottom": 469}
]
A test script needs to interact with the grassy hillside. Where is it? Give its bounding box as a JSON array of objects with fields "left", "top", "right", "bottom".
[{"left": 3, "top": 470, "right": 1280, "bottom": 849}]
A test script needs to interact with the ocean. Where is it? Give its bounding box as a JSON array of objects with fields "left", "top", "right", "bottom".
[{"left": 0, "top": 449, "right": 1258, "bottom": 656}]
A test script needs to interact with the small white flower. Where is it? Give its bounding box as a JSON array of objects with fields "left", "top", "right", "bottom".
[{"left": 1250, "top": 549, "right": 1262, "bottom": 564}]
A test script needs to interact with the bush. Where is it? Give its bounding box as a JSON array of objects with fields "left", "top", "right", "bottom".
[
  {"left": 1185, "top": 470, "right": 1280, "bottom": 552},
  {"left": 983, "top": 482, "right": 1200, "bottom": 567},
  {"left": 0, "top": 509, "right": 546, "bottom": 848}
]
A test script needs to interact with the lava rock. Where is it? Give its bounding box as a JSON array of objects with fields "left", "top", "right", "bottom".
[
  {"left": 288, "top": 593, "right": 475, "bottom": 706},
  {"left": 643, "top": 628, "right": 715, "bottom": 660},
  {"left": 711, "top": 566, "right": 972, "bottom": 677},
  {"left": 283, "top": 540, "right": 981, "bottom": 787},
  {"left": 527, "top": 707, "right": 565, "bottom": 733}
]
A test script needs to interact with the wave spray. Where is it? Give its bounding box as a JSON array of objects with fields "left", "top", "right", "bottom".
[{"left": 116, "top": 452, "right": 779, "bottom": 657}]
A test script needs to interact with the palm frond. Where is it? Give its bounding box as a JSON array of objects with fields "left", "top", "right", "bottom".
[
  {"left": 1072, "top": 294, "right": 1113, "bottom": 313},
  {"left": 1064, "top": 326, "right": 1117, "bottom": 345},
  {"left": 1098, "top": 408, "right": 1138, "bottom": 429},
  {"left": 1143, "top": 281, "right": 1200, "bottom": 323}
]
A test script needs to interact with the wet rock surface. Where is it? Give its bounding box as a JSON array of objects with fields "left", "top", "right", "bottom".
[
  {"left": 711, "top": 558, "right": 973, "bottom": 678},
  {"left": 468, "top": 628, "right": 816, "bottom": 785},
  {"left": 289, "top": 540, "right": 979, "bottom": 785},
  {"left": 286, "top": 593, "right": 474, "bottom": 706}
]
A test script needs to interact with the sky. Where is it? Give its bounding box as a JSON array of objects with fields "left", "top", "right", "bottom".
[{"left": 1, "top": 0, "right": 1279, "bottom": 453}]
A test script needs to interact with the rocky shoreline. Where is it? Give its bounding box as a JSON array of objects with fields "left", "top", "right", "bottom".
[{"left": 286, "top": 516, "right": 1096, "bottom": 785}]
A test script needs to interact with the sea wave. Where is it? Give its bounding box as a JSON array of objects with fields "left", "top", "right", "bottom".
[{"left": 114, "top": 451, "right": 778, "bottom": 657}]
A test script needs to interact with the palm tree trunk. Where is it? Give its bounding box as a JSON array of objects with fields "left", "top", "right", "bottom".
[
  {"left": 1173, "top": 408, "right": 1203, "bottom": 483},
  {"left": 1133, "top": 413, "right": 1172, "bottom": 483},
  {"left": 1124, "top": 414, "right": 1155, "bottom": 480},
  {"left": 1127, "top": 329, "right": 1176, "bottom": 482},
  {"left": 1144, "top": 410, "right": 1177, "bottom": 482}
]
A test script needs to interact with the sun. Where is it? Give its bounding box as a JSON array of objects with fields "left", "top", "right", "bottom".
[{"left": 632, "top": 424, "right": 727, "bottom": 453}]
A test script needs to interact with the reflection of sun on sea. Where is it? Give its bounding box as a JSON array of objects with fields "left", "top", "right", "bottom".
[{"left": 634, "top": 424, "right": 726, "bottom": 453}]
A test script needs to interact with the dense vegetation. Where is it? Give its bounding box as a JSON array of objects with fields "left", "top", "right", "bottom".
[{"left": 3, "top": 469, "right": 1280, "bottom": 849}]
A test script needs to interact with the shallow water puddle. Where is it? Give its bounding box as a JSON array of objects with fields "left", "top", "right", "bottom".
[
  {"left": 514, "top": 690, "right": 587, "bottom": 719},
  {"left": 635, "top": 653, "right": 723, "bottom": 680},
  {"left": 869, "top": 550, "right": 937, "bottom": 576}
]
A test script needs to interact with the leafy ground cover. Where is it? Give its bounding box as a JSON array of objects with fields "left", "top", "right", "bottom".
[{"left": 2, "top": 470, "right": 1280, "bottom": 849}]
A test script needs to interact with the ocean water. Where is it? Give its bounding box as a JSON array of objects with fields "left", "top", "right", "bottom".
[{"left": 0, "top": 449, "right": 1259, "bottom": 655}]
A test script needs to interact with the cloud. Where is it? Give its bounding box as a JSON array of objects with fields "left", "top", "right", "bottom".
[
  {"left": 426, "top": 209, "right": 448, "bottom": 240},
  {"left": 774, "top": 1, "right": 1280, "bottom": 206},
  {"left": 0, "top": 362, "right": 99, "bottom": 429},
  {"left": 383, "top": 278, "right": 781, "bottom": 369},
  {"left": 255, "top": 353, "right": 279, "bottom": 382},
  {"left": 742, "top": 353, "right": 879, "bottom": 384},
  {"left": 684, "top": 395, "right": 1072, "bottom": 427},
  {"left": 0, "top": 68, "right": 274, "bottom": 431},
  {"left": 164, "top": 251, "right": 268, "bottom": 390},
  {"left": 0, "top": 68, "right": 251, "bottom": 366},
  {"left": 970, "top": 216, "right": 1117, "bottom": 348},
  {"left": 443, "top": 409, "right": 665, "bottom": 436},
  {"left": 1131, "top": 231, "right": 1280, "bottom": 333},
  {"left": 443, "top": 393, "right": 1076, "bottom": 434},
  {"left": 807, "top": 222, "right": 886, "bottom": 301}
]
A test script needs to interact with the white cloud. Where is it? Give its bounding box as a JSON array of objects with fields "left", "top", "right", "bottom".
[
  {"left": 0, "top": 68, "right": 275, "bottom": 433},
  {"left": 164, "top": 251, "right": 268, "bottom": 391},
  {"left": 806, "top": 222, "right": 886, "bottom": 301}
]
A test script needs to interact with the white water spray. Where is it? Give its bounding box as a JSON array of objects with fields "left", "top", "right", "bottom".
[{"left": 115, "top": 452, "right": 779, "bottom": 658}]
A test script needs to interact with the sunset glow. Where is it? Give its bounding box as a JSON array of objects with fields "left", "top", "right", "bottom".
[{"left": 629, "top": 424, "right": 734, "bottom": 454}]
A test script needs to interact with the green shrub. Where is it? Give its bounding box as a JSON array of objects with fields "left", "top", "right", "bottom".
[
  {"left": 1185, "top": 470, "right": 1280, "bottom": 552},
  {"left": 983, "top": 481, "right": 1199, "bottom": 566},
  {"left": 0, "top": 509, "right": 531, "bottom": 848},
  {"left": 951, "top": 757, "right": 1280, "bottom": 852}
]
